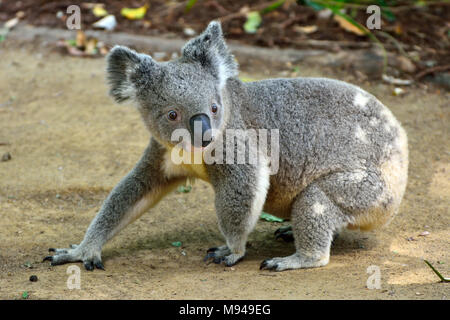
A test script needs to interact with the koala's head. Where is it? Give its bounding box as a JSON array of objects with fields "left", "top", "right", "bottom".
[{"left": 106, "top": 21, "right": 238, "bottom": 150}]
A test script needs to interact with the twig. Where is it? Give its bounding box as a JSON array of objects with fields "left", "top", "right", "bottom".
[
  {"left": 382, "top": 74, "right": 413, "bottom": 85},
  {"left": 415, "top": 64, "right": 450, "bottom": 80},
  {"left": 377, "top": 31, "right": 417, "bottom": 62},
  {"left": 424, "top": 260, "right": 450, "bottom": 283}
]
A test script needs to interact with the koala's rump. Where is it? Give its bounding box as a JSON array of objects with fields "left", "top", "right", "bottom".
[{"left": 245, "top": 78, "right": 408, "bottom": 228}]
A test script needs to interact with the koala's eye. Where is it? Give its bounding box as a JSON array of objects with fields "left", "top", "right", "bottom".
[
  {"left": 211, "top": 103, "right": 218, "bottom": 114},
  {"left": 167, "top": 110, "right": 178, "bottom": 121}
]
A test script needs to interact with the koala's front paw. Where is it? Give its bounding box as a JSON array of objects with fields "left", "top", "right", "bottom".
[
  {"left": 204, "top": 245, "right": 244, "bottom": 267},
  {"left": 43, "top": 244, "right": 104, "bottom": 271}
]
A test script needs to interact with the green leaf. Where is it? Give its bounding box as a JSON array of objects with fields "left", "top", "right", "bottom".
[
  {"left": 377, "top": 0, "right": 396, "bottom": 22},
  {"left": 260, "top": 212, "right": 284, "bottom": 223},
  {"left": 261, "top": 0, "right": 286, "bottom": 15},
  {"left": 244, "top": 11, "right": 262, "bottom": 34},
  {"left": 66, "top": 39, "right": 77, "bottom": 47},
  {"left": 22, "top": 291, "right": 28, "bottom": 299},
  {"left": 171, "top": 241, "right": 182, "bottom": 247},
  {"left": 298, "top": 0, "right": 324, "bottom": 11},
  {"left": 177, "top": 185, "right": 192, "bottom": 193},
  {"left": 185, "top": 0, "right": 198, "bottom": 13}
]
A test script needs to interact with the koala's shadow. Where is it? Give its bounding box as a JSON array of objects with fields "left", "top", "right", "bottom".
[
  {"left": 244, "top": 224, "right": 379, "bottom": 261},
  {"left": 102, "top": 222, "right": 378, "bottom": 262}
]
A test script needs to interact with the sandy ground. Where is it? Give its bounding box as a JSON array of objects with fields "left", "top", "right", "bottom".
[{"left": 0, "top": 42, "right": 449, "bottom": 300}]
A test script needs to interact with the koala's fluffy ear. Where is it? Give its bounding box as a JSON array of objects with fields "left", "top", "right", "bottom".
[
  {"left": 106, "top": 45, "right": 158, "bottom": 103},
  {"left": 182, "top": 21, "right": 238, "bottom": 89}
]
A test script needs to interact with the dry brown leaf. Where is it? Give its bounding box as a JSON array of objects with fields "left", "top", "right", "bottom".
[
  {"left": 333, "top": 15, "right": 365, "bottom": 36},
  {"left": 76, "top": 30, "right": 86, "bottom": 49},
  {"left": 294, "top": 25, "right": 318, "bottom": 34},
  {"left": 85, "top": 38, "right": 98, "bottom": 55}
]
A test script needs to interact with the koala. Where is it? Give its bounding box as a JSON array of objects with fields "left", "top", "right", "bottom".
[{"left": 44, "top": 21, "right": 408, "bottom": 272}]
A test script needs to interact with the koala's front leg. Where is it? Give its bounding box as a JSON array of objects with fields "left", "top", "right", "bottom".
[
  {"left": 205, "top": 162, "right": 270, "bottom": 267},
  {"left": 44, "top": 140, "right": 184, "bottom": 270}
]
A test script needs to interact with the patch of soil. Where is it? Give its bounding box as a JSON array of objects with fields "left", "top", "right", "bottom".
[
  {"left": 0, "top": 43, "right": 448, "bottom": 300},
  {"left": 0, "top": 0, "right": 449, "bottom": 78}
]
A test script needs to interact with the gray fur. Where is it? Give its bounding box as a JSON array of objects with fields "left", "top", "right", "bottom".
[{"left": 45, "top": 21, "right": 408, "bottom": 272}]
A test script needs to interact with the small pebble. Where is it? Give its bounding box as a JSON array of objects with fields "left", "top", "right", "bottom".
[
  {"left": 183, "top": 27, "right": 196, "bottom": 37},
  {"left": 29, "top": 275, "right": 38, "bottom": 282},
  {"left": 1, "top": 152, "right": 11, "bottom": 162},
  {"left": 419, "top": 231, "right": 430, "bottom": 237}
]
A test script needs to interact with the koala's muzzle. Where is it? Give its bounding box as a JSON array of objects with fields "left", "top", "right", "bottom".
[{"left": 189, "top": 113, "right": 212, "bottom": 148}]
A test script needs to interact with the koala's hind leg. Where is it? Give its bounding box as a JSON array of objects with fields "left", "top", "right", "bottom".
[{"left": 260, "top": 183, "right": 348, "bottom": 271}]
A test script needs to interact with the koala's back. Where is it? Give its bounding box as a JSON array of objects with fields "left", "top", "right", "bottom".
[{"left": 243, "top": 78, "right": 408, "bottom": 228}]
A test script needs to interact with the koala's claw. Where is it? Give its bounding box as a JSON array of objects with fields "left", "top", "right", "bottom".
[
  {"left": 260, "top": 257, "right": 293, "bottom": 271},
  {"left": 204, "top": 245, "right": 244, "bottom": 267},
  {"left": 260, "top": 259, "right": 277, "bottom": 271},
  {"left": 43, "top": 244, "right": 104, "bottom": 271},
  {"left": 274, "top": 226, "right": 294, "bottom": 242}
]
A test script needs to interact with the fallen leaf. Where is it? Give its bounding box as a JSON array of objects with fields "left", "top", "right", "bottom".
[
  {"left": 76, "top": 30, "right": 86, "bottom": 49},
  {"left": 333, "top": 15, "right": 365, "bottom": 36},
  {"left": 244, "top": 11, "right": 262, "bottom": 34},
  {"left": 294, "top": 25, "right": 318, "bottom": 34},
  {"left": 92, "top": 15, "right": 117, "bottom": 31},
  {"left": 260, "top": 212, "right": 284, "bottom": 223},
  {"left": 92, "top": 5, "right": 108, "bottom": 17},
  {"left": 85, "top": 38, "right": 98, "bottom": 55},
  {"left": 121, "top": 4, "right": 149, "bottom": 20},
  {"left": 4, "top": 17, "right": 19, "bottom": 30}
]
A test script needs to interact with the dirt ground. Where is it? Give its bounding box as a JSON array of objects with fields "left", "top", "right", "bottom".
[{"left": 0, "top": 41, "right": 448, "bottom": 300}]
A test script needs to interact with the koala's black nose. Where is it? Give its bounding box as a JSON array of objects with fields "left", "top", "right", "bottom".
[{"left": 189, "top": 113, "right": 212, "bottom": 148}]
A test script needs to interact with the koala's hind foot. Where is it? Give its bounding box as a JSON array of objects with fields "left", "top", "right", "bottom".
[
  {"left": 204, "top": 245, "right": 244, "bottom": 267},
  {"left": 261, "top": 183, "right": 347, "bottom": 271},
  {"left": 43, "top": 243, "right": 104, "bottom": 271},
  {"left": 274, "top": 226, "right": 294, "bottom": 242},
  {"left": 260, "top": 253, "right": 326, "bottom": 271}
]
